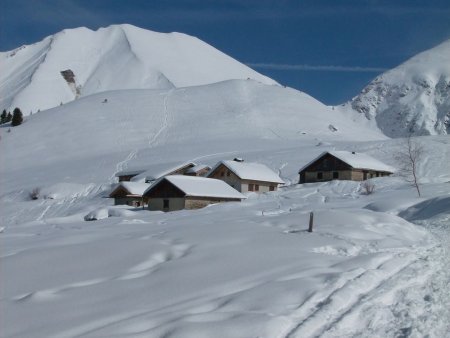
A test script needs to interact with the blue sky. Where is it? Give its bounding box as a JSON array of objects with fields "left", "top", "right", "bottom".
[{"left": 1, "top": 0, "right": 450, "bottom": 104}]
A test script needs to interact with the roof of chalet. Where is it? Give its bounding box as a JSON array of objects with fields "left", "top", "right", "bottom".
[
  {"left": 208, "top": 160, "right": 284, "bottom": 184},
  {"left": 185, "top": 164, "right": 211, "bottom": 174},
  {"left": 143, "top": 175, "right": 246, "bottom": 200},
  {"left": 129, "top": 161, "right": 197, "bottom": 182},
  {"left": 109, "top": 182, "right": 151, "bottom": 197},
  {"left": 115, "top": 168, "right": 146, "bottom": 177},
  {"left": 299, "top": 151, "right": 395, "bottom": 173}
]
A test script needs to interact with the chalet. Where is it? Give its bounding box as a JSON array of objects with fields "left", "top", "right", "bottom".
[
  {"left": 207, "top": 159, "right": 284, "bottom": 193},
  {"left": 115, "top": 168, "right": 146, "bottom": 182},
  {"left": 298, "top": 151, "right": 394, "bottom": 183},
  {"left": 143, "top": 176, "right": 246, "bottom": 212},
  {"left": 109, "top": 182, "right": 150, "bottom": 207}
]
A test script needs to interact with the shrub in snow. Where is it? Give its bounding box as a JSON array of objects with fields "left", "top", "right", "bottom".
[
  {"left": 361, "top": 181, "right": 375, "bottom": 195},
  {"left": 11, "top": 107, "right": 23, "bottom": 126},
  {"left": 29, "top": 187, "right": 40, "bottom": 200}
]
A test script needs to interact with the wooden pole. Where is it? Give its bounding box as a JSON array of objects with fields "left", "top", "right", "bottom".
[{"left": 308, "top": 211, "right": 314, "bottom": 232}]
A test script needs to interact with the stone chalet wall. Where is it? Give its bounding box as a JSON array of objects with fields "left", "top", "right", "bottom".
[{"left": 240, "top": 179, "right": 278, "bottom": 193}]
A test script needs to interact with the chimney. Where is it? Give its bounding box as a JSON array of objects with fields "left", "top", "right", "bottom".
[{"left": 233, "top": 157, "right": 244, "bottom": 162}]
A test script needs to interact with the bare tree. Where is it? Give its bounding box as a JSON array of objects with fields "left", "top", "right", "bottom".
[{"left": 395, "top": 135, "right": 424, "bottom": 197}]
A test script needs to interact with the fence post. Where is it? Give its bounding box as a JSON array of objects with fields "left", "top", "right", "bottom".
[{"left": 308, "top": 211, "right": 314, "bottom": 232}]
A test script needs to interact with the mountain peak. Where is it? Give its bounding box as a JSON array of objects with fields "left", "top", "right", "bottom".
[
  {"left": 349, "top": 39, "right": 450, "bottom": 137},
  {"left": 0, "top": 24, "right": 277, "bottom": 114}
]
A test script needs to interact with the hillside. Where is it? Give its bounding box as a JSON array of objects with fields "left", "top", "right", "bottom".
[
  {"left": 0, "top": 79, "right": 387, "bottom": 194},
  {"left": 346, "top": 39, "right": 450, "bottom": 137},
  {"left": 0, "top": 24, "right": 277, "bottom": 115}
]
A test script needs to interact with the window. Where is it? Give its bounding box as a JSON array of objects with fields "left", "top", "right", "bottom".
[
  {"left": 163, "top": 199, "right": 169, "bottom": 209},
  {"left": 255, "top": 184, "right": 259, "bottom": 191},
  {"left": 248, "top": 184, "right": 254, "bottom": 191},
  {"left": 269, "top": 185, "right": 275, "bottom": 191},
  {"left": 333, "top": 171, "right": 339, "bottom": 179},
  {"left": 317, "top": 172, "right": 323, "bottom": 179},
  {"left": 226, "top": 170, "right": 231, "bottom": 176},
  {"left": 220, "top": 171, "right": 225, "bottom": 177}
]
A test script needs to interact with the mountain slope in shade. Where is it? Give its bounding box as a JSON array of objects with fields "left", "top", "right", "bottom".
[
  {"left": 348, "top": 39, "right": 450, "bottom": 137},
  {"left": 0, "top": 24, "right": 277, "bottom": 115}
]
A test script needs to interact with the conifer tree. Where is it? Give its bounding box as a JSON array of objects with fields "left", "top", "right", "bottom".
[
  {"left": 0, "top": 110, "right": 6, "bottom": 124},
  {"left": 11, "top": 107, "right": 23, "bottom": 126},
  {"left": 6, "top": 112, "right": 12, "bottom": 122}
]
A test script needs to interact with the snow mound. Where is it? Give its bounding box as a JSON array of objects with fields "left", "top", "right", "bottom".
[
  {"left": 84, "top": 206, "right": 140, "bottom": 221},
  {"left": 398, "top": 195, "right": 450, "bottom": 222}
]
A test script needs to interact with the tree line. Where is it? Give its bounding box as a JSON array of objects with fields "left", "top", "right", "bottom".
[{"left": 1, "top": 108, "right": 23, "bottom": 126}]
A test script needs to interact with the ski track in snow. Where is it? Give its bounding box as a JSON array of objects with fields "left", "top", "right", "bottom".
[{"left": 148, "top": 89, "right": 173, "bottom": 148}]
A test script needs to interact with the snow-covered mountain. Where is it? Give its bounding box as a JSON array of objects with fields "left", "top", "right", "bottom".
[
  {"left": 0, "top": 24, "right": 277, "bottom": 115},
  {"left": 348, "top": 39, "right": 450, "bottom": 137}
]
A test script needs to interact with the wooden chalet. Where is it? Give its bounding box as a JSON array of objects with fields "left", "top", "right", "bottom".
[
  {"left": 298, "top": 151, "right": 394, "bottom": 184},
  {"left": 143, "top": 175, "right": 246, "bottom": 212},
  {"left": 207, "top": 159, "right": 284, "bottom": 193},
  {"left": 109, "top": 182, "right": 150, "bottom": 207}
]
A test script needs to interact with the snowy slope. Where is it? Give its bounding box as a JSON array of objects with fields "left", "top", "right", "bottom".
[
  {"left": 346, "top": 39, "right": 450, "bottom": 137},
  {"left": 0, "top": 79, "right": 387, "bottom": 194},
  {"left": 1, "top": 135, "right": 449, "bottom": 338},
  {"left": 0, "top": 24, "right": 277, "bottom": 115}
]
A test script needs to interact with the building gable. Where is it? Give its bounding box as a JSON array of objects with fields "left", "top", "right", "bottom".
[
  {"left": 301, "top": 153, "right": 353, "bottom": 173},
  {"left": 208, "top": 163, "right": 241, "bottom": 181},
  {"left": 144, "top": 179, "right": 186, "bottom": 198}
]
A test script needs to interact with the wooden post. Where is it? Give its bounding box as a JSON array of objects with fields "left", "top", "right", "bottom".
[{"left": 308, "top": 211, "right": 314, "bottom": 232}]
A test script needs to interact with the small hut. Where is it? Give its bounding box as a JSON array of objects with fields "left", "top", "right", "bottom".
[
  {"left": 143, "top": 176, "right": 246, "bottom": 212},
  {"left": 109, "top": 182, "right": 150, "bottom": 207}
]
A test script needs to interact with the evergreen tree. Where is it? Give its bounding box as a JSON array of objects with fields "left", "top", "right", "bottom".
[
  {"left": 11, "top": 107, "right": 23, "bottom": 126},
  {"left": 0, "top": 110, "right": 6, "bottom": 124},
  {"left": 6, "top": 112, "right": 12, "bottom": 122}
]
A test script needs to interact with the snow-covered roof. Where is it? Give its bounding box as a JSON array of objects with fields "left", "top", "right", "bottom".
[
  {"left": 299, "top": 151, "right": 395, "bottom": 173},
  {"left": 144, "top": 176, "right": 246, "bottom": 199},
  {"left": 115, "top": 168, "right": 146, "bottom": 177},
  {"left": 110, "top": 182, "right": 151, "bottom": 197},
  {"left": 185, "top": 164, "right": 211, "bottom": 174},
  {"left": 208, "top": 160, "right": 284, "bottom": 184},
  {"left": 130, "top": 161, "right": 197, "bottom": 182}
]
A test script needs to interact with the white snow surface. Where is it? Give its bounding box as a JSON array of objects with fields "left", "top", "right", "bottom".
[
  {"left": 148, "top": 175, "right": 246, "bottom": 199},
  {"left": 346, "top": 38, "right": 450, "bottom": 137},
  {"left": 0, "top": 24, "right": 277, "bottom": 114},
  {"left": 299, "top": 150, "right": 395, "bottom": 173},
  {"left": 209, "top": 160, "right": 285, "bottom": 184}
]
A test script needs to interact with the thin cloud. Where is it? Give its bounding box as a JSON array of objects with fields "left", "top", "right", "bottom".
[{"left": 247, "top": 63, "right": 388, "bottom": 73}]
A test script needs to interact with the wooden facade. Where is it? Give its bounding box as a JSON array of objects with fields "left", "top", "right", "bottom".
[{"left": 299, "top": 153, "right": 392, "bottom": 184}]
